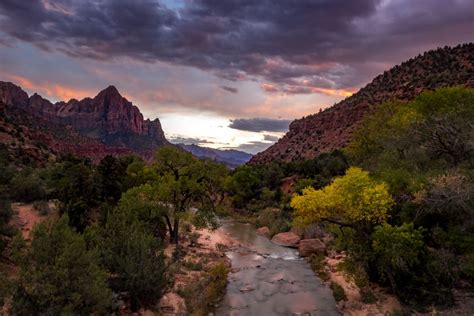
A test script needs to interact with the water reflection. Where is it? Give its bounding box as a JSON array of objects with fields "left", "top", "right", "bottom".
[{"left": 215, "top": 220, "right": 340, "bottom": 316}]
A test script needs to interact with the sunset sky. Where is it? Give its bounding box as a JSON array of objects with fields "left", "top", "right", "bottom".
[{"left": 0, "top": 0, "right": 473, "bottom": 153}]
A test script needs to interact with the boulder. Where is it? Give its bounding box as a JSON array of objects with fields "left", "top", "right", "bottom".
[
  {"left": 256, "top": 226, "right": 270, "bottom": 236},
  {"left": 271, "top": 232, "right": 300, "bottom": 248},
  {"left": 298, "top": 238, "right": 326, "bottom": 257}
]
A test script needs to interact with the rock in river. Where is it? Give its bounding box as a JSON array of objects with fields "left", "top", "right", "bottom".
[
  {"left": 298, "top": 238, "right": 326, "bottom": 257},
  {"left": 271, "top": 232, "right": 300, "bottom": 248}
]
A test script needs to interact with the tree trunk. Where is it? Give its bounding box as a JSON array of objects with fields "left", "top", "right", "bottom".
[
  {"left": 172, "top": 218, "right": 179, "bottom": 245},
  {"left": 164, "top": 215, "right": 174, "bottom": 243}
]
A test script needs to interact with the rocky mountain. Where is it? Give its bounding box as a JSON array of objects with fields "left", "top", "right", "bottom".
[
  {"left": 178, "top": 143, "right": 252, "bottom": 168},
  {"left": 0, "top": 82, "right": 169, "bottom": 163},
  {"left": 249, "top": 43, "right": 474, "bottom": 165}
]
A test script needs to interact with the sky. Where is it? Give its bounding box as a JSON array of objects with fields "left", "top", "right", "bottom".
[{"left": 0, "top": 0, "right": 473, "bottom": 154}]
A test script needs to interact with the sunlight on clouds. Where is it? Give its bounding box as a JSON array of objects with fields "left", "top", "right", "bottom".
[{"left": 161, "top": 112, "right": 284, "bottom": 154}]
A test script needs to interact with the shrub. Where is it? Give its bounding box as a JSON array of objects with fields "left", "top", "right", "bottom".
[
  {"left": 97, "top": 209, "right": 167, "bottom": 310},
  {"left": 330, "top": 282, "right": 347, "bottom": 302},
  {"left": 33, "top": 200, "right": 50, "bottom": 216},
  {"left": 179, "top": 262, "right": 229, "bottom": 315},
  {"left": 183, "top": 260, "right": 203, "bottom": 271},
  {"left": 10, "top": 216, "right": 111, "bottom": 314}
]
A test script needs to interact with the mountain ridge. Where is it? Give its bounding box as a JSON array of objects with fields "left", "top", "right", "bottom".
[
  {"left": 0, "top": 82, "right": 169, "bottom": 163},
  {"left": 249, "top": 43, "right": 474, "bottom": 164},
  {"left": 177, "top": 143, "right": 252, "bottom": 168}
]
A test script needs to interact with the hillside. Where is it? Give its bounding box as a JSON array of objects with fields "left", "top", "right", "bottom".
[
  {"left": 249, "top": 43, "right": 474, "bottom": 164},
  {"left": 178, "top": 143, "right": 252, "bottom": 168},
  {"left": 0, "top": 82, "right": 168, "bottom": 163}
]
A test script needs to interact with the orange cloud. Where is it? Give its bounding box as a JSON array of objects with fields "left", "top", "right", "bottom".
[{"left": 4, "top": 73, "right": 94, "bottom": 101}]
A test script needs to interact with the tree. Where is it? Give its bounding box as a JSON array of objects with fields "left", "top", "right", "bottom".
[
  {"left": 115, "top": 184, "right": 168, "bottom": 241},
  {"left": 91, "top": 207, "right": 166, "bottom": 310},
  {"left": 11, "top": 215, "right": 111, "bottom": 315},
  {"left": 48, "top": 158, "right": 99, "bottom": 231},
  {"left": 291, "top": 167, "right": 394, "bottom": 229},
  {"left": 153, "top": 146, "right": 227, "bottom": 243},
  {"left": 0, "top": 199, "right": 15, "bottom": 254},
  {"left": 372, "top": 223, "right": 426, "bottom": 296},
  {"left": 225, "top": 165, "right": 261, "bottom": 209}
]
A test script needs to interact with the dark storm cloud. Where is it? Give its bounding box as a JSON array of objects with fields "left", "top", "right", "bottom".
[
  {"left": 229, "top": 118, "right": 291, "bottom": 133},
  {"left": 220, "top": 86, "right": 238, "bottom": 93},
  {"left": 0, "top": 0, "right": 473, "bottom": 94}
]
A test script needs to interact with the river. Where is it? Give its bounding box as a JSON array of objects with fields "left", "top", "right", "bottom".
[{"left": 215, "top": 220, "right": 340, "bottom": 315}]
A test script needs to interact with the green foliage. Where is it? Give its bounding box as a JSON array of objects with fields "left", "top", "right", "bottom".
[
  {"left": 10, "top": 169, "right": 47, "bottom": 202},
  {"left": 116, "top": 184, "right": 168, "bottom": 240},
  {"left": 292, "top": 167, "right": 394, "bottom": 227},
  {"left": 10, "top": 215, "right": 111, "bottom": 315},
  {"left": 0, "top": 199, "right": 15, "bottom": 253},
  {"left": 48, "top": 157, "right": 99, "bottom": 231},
  {"left": 183, "top": 259, "right": 203, "bottom": 271},
  {"left": 92, "top": 206, "right": 166, "bottom": 309},
  {"left": 178, "top": 262, "right": 229, "bottom": 316},
  {"left": 372, "top": 223, "right": 426, "bottom": 280},
  {"left": 330, "top": 282, "right": 347, "bottom": 302},
  {"left": 152, "top": 146, "right": 227, "bottom": 243},
  {"left": 255, "top": 207, "right": 290, "bottom": 236},
  {"left": 33, "top": 200, "right": 50, "bottom": 216}
]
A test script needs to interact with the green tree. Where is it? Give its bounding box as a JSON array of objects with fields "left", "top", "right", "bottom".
[
  {"left": 48, "top": 158, "right": 99, "bottom": 231},
  {"left": 225, "top": 165, "right": 261, "bottom": 209},
  {"left": 0, "top": 199, "right": 15, "bottom": 254},
  {"left": 153, "top": 146, "right": 227, "bottom": 243},
  {"left": 11, "top": 215, "right": 111, "bottom": 315},
  {"left": 372, "top": 223, "right": 426, "bottom": 295},
  {"left": 90, "top": 207, "right": 166, "bottom": 310}
]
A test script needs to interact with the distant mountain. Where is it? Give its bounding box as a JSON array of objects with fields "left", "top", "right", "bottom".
[
  {"left": 0, "top": 82, "right": 169, "bottom": 163},
  {"left": 178, "top": 144, "right": 252, "bottom": 168},
  {"left": 249, "top": 43, "right": 474, "bottom": 164}
]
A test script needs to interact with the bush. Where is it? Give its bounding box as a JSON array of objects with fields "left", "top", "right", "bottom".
[
  {"left": 308, "top": 254, "right": 329, "bottom": 281},
  {"left": 10, "top": 172, "right": 46, "bottom": 203},
  {"left": 10, "top": 216, "right": 111, "bottom": 314},
  {"left": 183, "top": 260, "right": 203, "bottom": 271},
  {"left": 330, "top": 282, "right": 347, "bottom": 302},
  {"left": 97, "top": 208, "right": 167, "bottom": 310},
  {"left": 256, "top": 208, "right": 290, "bottom": 237},
  {"left": 33, "top": 200, "right": 50, "bottom": 216},
  {"left": 178, "top": 262, "right": 229, "bottom": 315}
]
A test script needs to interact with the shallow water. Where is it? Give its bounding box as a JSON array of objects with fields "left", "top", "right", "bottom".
[{"left": 215, "top": 220, "right": 339, "bottom": 316}]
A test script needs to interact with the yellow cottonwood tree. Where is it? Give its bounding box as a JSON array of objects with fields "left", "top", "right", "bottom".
[{"left": 291, "top": 167, "right": 393, "bottom": 227}]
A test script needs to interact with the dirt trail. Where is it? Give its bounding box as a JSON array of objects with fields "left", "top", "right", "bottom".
[{"left": 10, "top": 203, "right": 48, "bottom": 239}]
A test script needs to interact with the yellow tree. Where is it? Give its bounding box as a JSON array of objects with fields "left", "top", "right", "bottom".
[{"left": 291, "top": 167, "right": 393, "bottom": 229}]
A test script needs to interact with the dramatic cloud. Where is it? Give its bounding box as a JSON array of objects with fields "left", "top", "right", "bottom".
[
  {"left": 264, "top": 134, "right": 280, "bottom": 142},
  {"left": 0, "top": 0, "right": 472, "bottom": 96},
  {"left": 220, "top": 86, "right": 238, "bottom": 94},
  {"left": 168, "top": 135, "right": 216, "bottom": 146},
  {"left": 229, "top": 118, "right": 291, "bottom": 133}
]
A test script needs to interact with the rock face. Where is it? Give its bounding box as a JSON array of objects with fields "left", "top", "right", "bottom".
[
  {"left": 256, "top": 226, "right": 270, "bottom": 236},
  {"left": 298, "top": 239, "right": 326, "bottom": 257},
  {"left": 271, "top": 232, "right": 301, "bottom": 248},
  {"left": 0, "top": 82, "right": 169, "bottom": 161},
  {"left": 249, "top": 43, "right": 474, "bottom": 164}
]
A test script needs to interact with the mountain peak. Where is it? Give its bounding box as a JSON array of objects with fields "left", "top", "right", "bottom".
[{"left": 95, "top": 85, "right": 124, "bottom": 101}]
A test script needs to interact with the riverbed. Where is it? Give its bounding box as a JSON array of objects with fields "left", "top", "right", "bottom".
[{"left": 215, "top": 220, "right": 340, "bottom": 315}]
